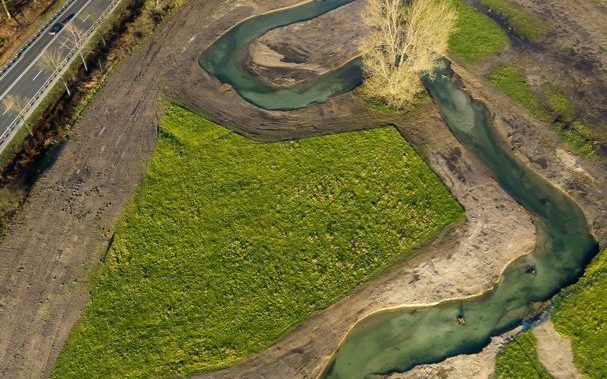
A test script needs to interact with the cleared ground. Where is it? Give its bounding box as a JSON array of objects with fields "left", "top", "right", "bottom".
[{"left": 51, "top": 105, "right": 463, "bottom": 378}]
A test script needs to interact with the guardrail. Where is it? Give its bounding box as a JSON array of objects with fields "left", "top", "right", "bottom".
[
  {"left": 0, "top": 0, "right": 78, "bottom": 78},
  {"left": 0, "top": 0, "right": 121, "bottom": 149}
]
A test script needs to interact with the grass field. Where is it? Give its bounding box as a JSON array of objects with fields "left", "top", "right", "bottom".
[
  {"left": 494, "top": 331, "right": 552, "bottom": 379},
  {"left": 552, "top": 248, "right": 607, "bottom": 378},
  {"left": 448, "top": 0, "right": 510, "bottom": 64},
  {"left": 51, "top": 105, "right": 463, "bottom": 378},
  {"left": 479, "top": 0, "right": 549, "bottom": 41},
  {"left": 489, "top": 65, "right": 598, "bottom": 158}
]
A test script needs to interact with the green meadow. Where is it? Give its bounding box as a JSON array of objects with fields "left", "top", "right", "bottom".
[
  {"left": 52, "top": 105, "right": 463, "bottom": 378},
  {"left": 552, "top": 248, "right": 607, "bottom": 378},
  {"left": 448, "top": 0, "right": 510, "bottom": 64}
]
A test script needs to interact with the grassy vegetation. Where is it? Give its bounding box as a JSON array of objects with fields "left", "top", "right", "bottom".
[
  {"left": 552, "top": 248, "right": 607, "bottom": 378},
  {"left": 448, "top": 0, "right": 510, "bottom": 64},
  {"left": 494, "top": 331, "right": 552, "bottom": 379},
  {"left": 543, "top": 84, "right": 574, "bottom": 122},
  {"left": 52, "top": 105, "right": 463, "bottom": 378},
  {"left": 489, "top": 65, "right": 549, "bottom": 121},
  {"left": 489, "top": 65, "right": 599, "bottom": 158},
  {"left": 479, "top": 0, "right": 549, "bottom": 41}
]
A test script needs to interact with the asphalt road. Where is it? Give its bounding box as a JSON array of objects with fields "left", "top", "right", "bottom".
[{"left": 0, "top": 0, "right": 118, "bottom": 147}]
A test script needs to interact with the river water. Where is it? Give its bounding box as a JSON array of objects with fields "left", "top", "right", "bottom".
[{"left": 198, "top": 1, "right": 599, "bottom": 378}]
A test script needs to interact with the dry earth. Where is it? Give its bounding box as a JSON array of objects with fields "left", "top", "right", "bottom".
[
  {"left": 247, "top": 0, "right": 364, "bottom": 86},
  {"left": 533, "top": 319, "right": 581, "bottom": 379},
  {"left": 0, "top": 0, "right": 605, "bottom": 379},
  {"left": 470, "top": 0, "right": 607, "bottom": 150}
]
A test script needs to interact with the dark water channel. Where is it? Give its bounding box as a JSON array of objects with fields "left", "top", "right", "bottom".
[{"left": 198, "top": 1, "right": 599, "bottom": 378}]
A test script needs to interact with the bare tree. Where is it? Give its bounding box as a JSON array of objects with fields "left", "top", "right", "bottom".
[
  {"left": 39, "top": 48, "right": 71, "bottom": 96},
  {"left": 2, "top": 95, "right": 32, "bottom": 135},
  {"left": 1, "top": 0, "right": 11, "bottom": 20},
  {"left": 360, "top": 0, "right": 457, "bottom": 108},
  {"left": 64, "top": 22, "right": 89, "bottom": 71}
]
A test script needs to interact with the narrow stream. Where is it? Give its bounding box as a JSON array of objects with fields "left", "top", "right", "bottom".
[
  {"left": 198, "top": 2, "right": 599, "bottom": 378},
  {"left": 198, "top": 0, "right": 361, "bottom": 110}
]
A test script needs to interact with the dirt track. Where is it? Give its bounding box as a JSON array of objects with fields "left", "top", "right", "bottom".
[{"left": 0, "top": 0, "right": 606, "bottom": 378}]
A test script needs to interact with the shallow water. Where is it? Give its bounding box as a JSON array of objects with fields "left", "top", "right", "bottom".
[
  {"left": 198, "top": 0, "right": 360, "bottom": 110},
  {"left": 198, "top": 2, "right": 599, "bottom": 378},
  {"left": 320, "top": 71, "right": 598, "bottom": 378}
]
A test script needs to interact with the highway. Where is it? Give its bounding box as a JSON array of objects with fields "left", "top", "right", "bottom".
[{"left": 0, "top": 0, "right": 120, "bottom": 150}]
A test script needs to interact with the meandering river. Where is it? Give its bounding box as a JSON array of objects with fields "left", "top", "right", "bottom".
[{"left": 199, "top": 1, "right": 599, "bottom": 378}]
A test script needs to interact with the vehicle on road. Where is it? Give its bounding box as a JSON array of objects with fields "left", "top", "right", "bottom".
[{"left": 49, "top": 13, "right": 76, "bottom": 35}]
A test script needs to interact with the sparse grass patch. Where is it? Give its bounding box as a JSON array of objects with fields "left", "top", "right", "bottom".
[
  {"left": 448, "top": 0, "right": 510, "bottom": 64},
  {"left": 51, "top": 105, "right": 463, "bottom": 378},
  {"left": 489, "top": 65, "right": 549, "bottom": 121},
  {"left": 494, "top": 331, "right": 552, "bottom": 379},
  {"left": 489, "top": 65, "right": 599, "bottom": 158},
  {"left": 552, "top": 248, "right": 607, "bottom": 378},
  {"left": 543, "top": 84, "right": 574, "bottom": 122},
  {"left": 0, "top": 185, "right": 25, "bottom": 235},
  {"left": 479, "top": 0, "right": 549, "bottom": 41},
  {"left": 559, "top": 120, "right": 598, "bottom": 159}
]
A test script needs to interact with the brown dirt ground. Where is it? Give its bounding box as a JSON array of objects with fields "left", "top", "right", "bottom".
[
  {"left": 0, "top": 0, "right": 605, "bottom": 378},
  {"left": 533, "top": 319, "right": 581, "bottom": 379}
]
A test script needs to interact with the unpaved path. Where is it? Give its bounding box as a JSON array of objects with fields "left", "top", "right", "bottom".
[
  {"left": 533, "top": 320, "right": 581, "bottom": 379},
  {"left": 0, "top": 0, "right": 605, "bottom": 378}
]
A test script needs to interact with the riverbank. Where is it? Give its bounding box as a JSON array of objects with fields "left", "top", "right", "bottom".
[{"left": 0, "top": 0, "right": 605, "bottom": 378}]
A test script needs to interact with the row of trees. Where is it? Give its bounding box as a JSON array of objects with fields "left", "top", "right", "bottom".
[
  {"left": 1, "top": 0, "right": 175, "bottom": 139},
  {"left": 1, "top": 20, "right": 89, "bottom": 134},
  {"left": 360, "top": 0, "right": 457, "bottom": 108}
]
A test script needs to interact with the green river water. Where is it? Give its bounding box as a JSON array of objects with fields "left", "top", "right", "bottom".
[{"left": 199, "top": 1, "right": 599, "bottom": 378}]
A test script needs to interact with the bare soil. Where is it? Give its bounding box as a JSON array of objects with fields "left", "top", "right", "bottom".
[
  {"left": 0, "top": 0, "right": 605, "bottom": 378},
  {"left": 533, "top": 319, "right": 581, "bottom": 379},
  {"left": 246, "top": 0, "right": 364, "bottom": 86},
  {"left": 469, "top": 0, "right": 607, "bottom": 152}
]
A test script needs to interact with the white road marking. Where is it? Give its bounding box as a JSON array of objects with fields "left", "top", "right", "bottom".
[
  {"left": 32, "top": 69, "right": 44, "bottom": 81},
  {"left": 0, "top": 0, "right": 95, "bottom": 101},
  {"left": 81, "top": 15, "right": 90, "bottom": 23},
  {"left": 2, "top": 106, "right": 11, "bottom": 115}
]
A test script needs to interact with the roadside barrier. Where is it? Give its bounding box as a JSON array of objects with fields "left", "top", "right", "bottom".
[
  {"left": 0, "top": 0, "right": 78, "bottom": 78},
  {"left": 0, "top": 0, "right": 121, "bottom": 150}
]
